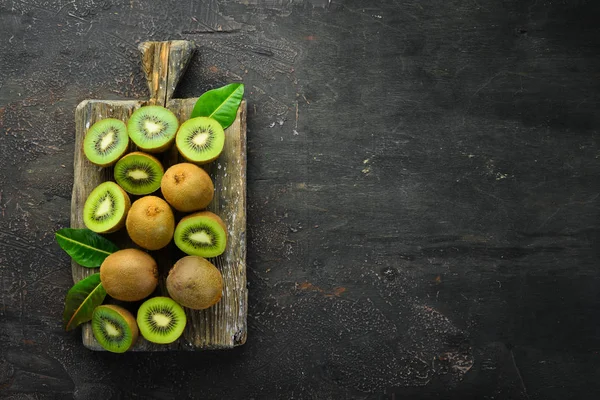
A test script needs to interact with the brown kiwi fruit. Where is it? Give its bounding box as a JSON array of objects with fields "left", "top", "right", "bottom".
[
  {"left": 161, "top": 163, "right": 214, "bottom": 212},
  {"left": 100, "top": 249, "right": 158, "bottom": 301},
  {"left": 126, "top": 196, "right": 175, "bottom": 250},
  {"left": 166, "top": 256, "right": 224, "bottom": 310}
]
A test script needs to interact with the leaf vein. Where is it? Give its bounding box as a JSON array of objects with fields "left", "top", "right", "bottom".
[
  {"left": 56, "top": 233, "right": 112, "bottom": 256},
  {"left": 65, "top": 279, "right": 104, "bottom": 331},
  {"left": 208, "top": 86, "right": 243, "bottom": 119}
]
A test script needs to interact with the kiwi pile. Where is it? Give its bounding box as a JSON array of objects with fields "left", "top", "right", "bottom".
[{"left": 82, "top": 105, "right": 229, "bottom": 352}]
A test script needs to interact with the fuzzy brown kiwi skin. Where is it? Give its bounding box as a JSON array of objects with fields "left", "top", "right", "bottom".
[
  {"left": 98, "top": 185, "right": 131, "bottom": 234},
  {"left": 161, "top": 163, "right": 214, "bottom": 212},
  {"left": 121, "top": 151, "right": 165, "bottom": 173},
  {"left": 100, "top": 249, "right": 158, "bottom": 301},
  {"left": 98, "top": 304, "right": 139, "bottom": 346},
  {"left": 125, "top": 196, "right": 175, "bottom": 250},
  {"left": 166, "top": 256, "right": 223, "bottom": 310},
  {"left": 180, "top": 210, "right": 227, "bottom": 233}
]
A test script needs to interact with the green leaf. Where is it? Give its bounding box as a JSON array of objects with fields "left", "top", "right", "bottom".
[
  {"left": 63, "top": 273, "right": 106, "bottom": 331},
  {"left": 190, "top": 83, "right": 244, "bottom": 129},
  {"left": 55, "top": 228, "right": 119, "bottom": 268}
]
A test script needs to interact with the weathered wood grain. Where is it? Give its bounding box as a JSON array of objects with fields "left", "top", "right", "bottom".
[
  {"left": 70, "top": 41, "right": 247, "bottom": 351},
  {"left": 139, "top": 41, "right": 195, "bottom": 106}
]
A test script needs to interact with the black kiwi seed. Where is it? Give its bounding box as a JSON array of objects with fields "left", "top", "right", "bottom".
[
  {"left": 88, "top": 192, "right": 116, "bottom": 222},
  {"left": 185, "top": 126, "right": 215, "bottom": 152},
  {"left": 136, "top": 297, "right": 186, "bottom": 344},
  {"left": 83, "top": 181, "right": 131, "bottom": 233},
  {"left": 117, "top": 161, "right": 156, "bottom": 184},
  {"left": 175, "top": 117, "right": 225, "bottom": 164},
  {"left": 94, "top": 134, "right": 118, "bottom": 154},
  {"left": 127, "top": 105, "right": 179, "bottom": 153},
  {"left": 83, "top": 118, "right": 129, "bottom": 167},
  {"left": 114, "top": 152, "right": 164, "bottom": 195},
  {"left": 173, "top": 211, "right": 227, "bottom": 258},
  {"left": 92, "top": 305, "right": 138, "bottom": 353},
  {"left": 98, "top": 315, "right": 125, "bottom": 341},
  {"left": 144, "top": 304, "right": 179, "bottom": 335},
  {"left": 181, "top": 224, "right": 219, "bottom": 249},
  {"left": 135, "top": 113, "right": 170, "bottom": 139}
]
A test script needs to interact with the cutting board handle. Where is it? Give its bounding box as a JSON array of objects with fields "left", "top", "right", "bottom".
[{"left": 138, "top": 40, "right": 196, "bottom": 105}]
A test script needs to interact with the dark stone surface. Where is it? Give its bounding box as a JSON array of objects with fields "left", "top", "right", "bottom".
[{"left": 1, "top": 0, "right": 599, "bottom": 398}]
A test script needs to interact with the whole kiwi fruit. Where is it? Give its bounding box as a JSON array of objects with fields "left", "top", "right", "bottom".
[
  {"left": 126, "top": 196, "right": 175, "bottom": 250},
  {"left": 100, "top": 248, "right": 158, "bottom": 302},
  {"left": 161, "top": 163, "right": 214, "bottom": 212},
  {"left": 166, "top": 256, "right": 223, "bottom": 310}
]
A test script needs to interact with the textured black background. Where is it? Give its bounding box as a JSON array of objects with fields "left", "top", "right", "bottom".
[{"left": 1, "top": 0, "right": 599, "bottom": 399}]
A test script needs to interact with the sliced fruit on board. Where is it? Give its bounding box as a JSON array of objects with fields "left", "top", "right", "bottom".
[
  {"left": 128, "top": 105, "right": 179, "bottom": 153},
  {"left": 137, "top": 297, "right": 186, "bottom": 344},
  {"left": 114, "top": 152, "right": 164, "bottom": 195},
  {"left": 176, "top": 116, "right": 225, "bottom": 164},
  {"left": 83, "top": 118, "right": 129, "bottom": 167},
  {"left": 72, "top": 40, "right": 247, "bottom": 351},
  {"left": 83, "top": 181, "right": 131, "bottom": 234},
  {"left": 174, "top": 211, "right": 227, "bottom": 258},
  {"left": 92, "top": 305, "right": 139, "bottom": 353}
]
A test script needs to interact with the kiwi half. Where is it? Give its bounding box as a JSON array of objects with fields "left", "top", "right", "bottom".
[
  {"left": 83, "top": 181, "right": 131, "bottom": 233},
  {"left": 174, "top": 211, "right": 227, "bottom": 258},
  {"left": 100, "top": 249, "right": 158, "bottom": 302},
  {"left": 114, "top": 152, "right": 164, "bottom": 195},
  {"left": 84, "top": 118, "right": 129, "bottom": 167},
  {"left": 137, "top": 297, "right": 186, "bottom": 344},
  {"left": 167, "top": 256, "right": 223, "bottom": 310},
  {"left": 128, "top": 105, "right": 179, "bottom": 153},
  {"left": 161, "top": 163, "right": 214, "bottom": 212},
  {"left": 126, "top": 196, "right": 175, "bottom": 250},
  {"left": 176, "top": 117, "right": 224, "bottom": 164},
  {"left": 92, "top": 305, "right": 139, "bottom": 353}
]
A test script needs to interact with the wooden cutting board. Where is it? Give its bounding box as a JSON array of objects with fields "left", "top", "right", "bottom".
[{"left": 70, "top": 41, "right": 247, "bottom": 351}]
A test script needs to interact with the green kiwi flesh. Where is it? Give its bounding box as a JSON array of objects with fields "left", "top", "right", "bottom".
[
  {"left": 128, "top": 105, "right": 179, "bottom": 153},
  {"left": 84, "top": 118, "right": 129, "bottom": 167},
  {"left": 176, "top": 117, "right": 225, "bottom": 164},
  {"left": 114, "top": 152, "right": 164, "bottom": 195},
  {"left": 136, "top": 296, "right": 186, "bottom": 344},
  {"left": 174, "top": 211, "right": 227, "bottom": 258},
  {"left": 83, "top": 181, "right": 131, "bottom": 233},
  {"left": 92, "top": 305, "right": 139, "bottom": 353}
]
